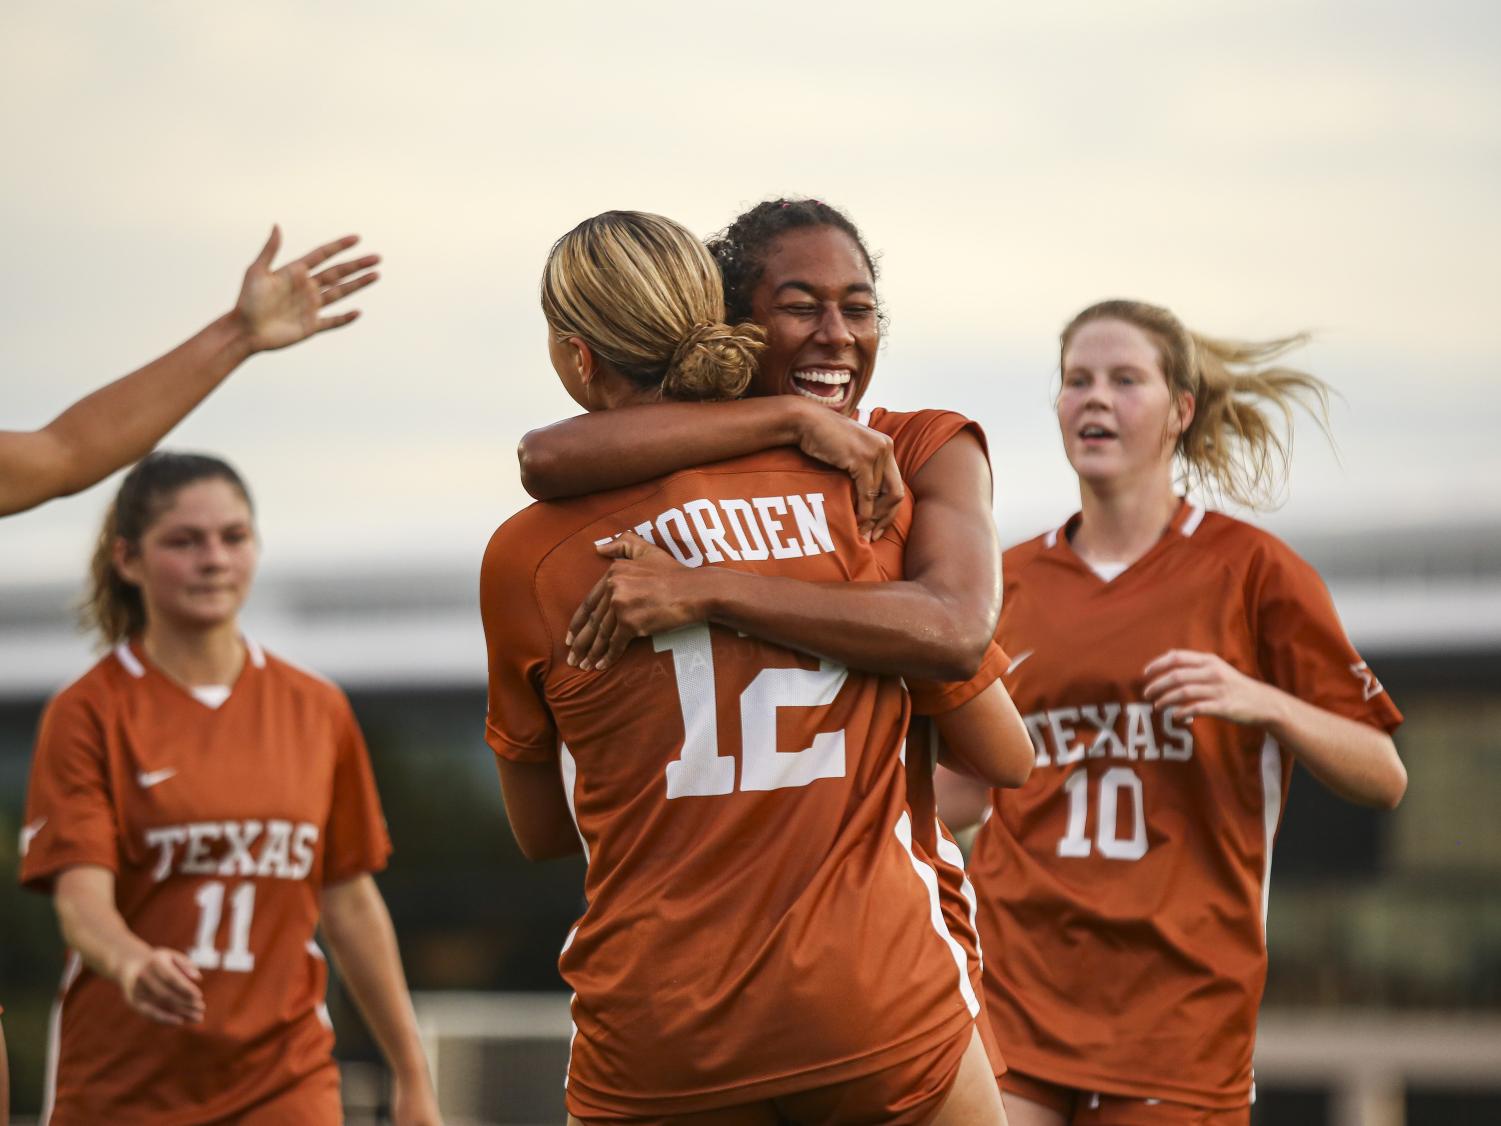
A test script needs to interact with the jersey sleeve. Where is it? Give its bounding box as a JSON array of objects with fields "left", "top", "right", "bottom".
[
  {"left": 480, "top": 523, "right": 560, "bottom": 764},
  {"left": 907, "top": 637, "right": 1011, "bottom": 716},
  {"left": 1250, "top": 538, "right": 1403, "bottom": 732},
  {"left": 872, "top": 408, "right": 990, "bottom": 479},
  {"left": 322, "top": 697, "right": 393, "bottom": 885},
  {"left": 19, "top": 689, "right": 120, "bottom": 893}
]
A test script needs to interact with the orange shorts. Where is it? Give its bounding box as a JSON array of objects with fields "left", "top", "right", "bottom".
[
  {"left": 1002, "top": 1070, "right": 1248, "bottom": 1126},
  {"left": 568, "top": 1022, "right": 972, "bottom": 1125},
  {"left": 229, "top": 1062, "right": 342, "bottom": 1125}
]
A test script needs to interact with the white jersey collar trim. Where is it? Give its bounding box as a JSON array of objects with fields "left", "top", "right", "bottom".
[
  {"left": 1180, "top": 503, "right": 1207, "bottom": 537},
  {"left": 113, "top": 642, "right": 146, "bottom": 679}
]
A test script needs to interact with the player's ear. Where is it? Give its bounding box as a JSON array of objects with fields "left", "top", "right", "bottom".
[
  {"left": 112, "top": 537, "right": 144, "bottom": 586},
  {"left": 1172, "top": 390, "right": 1196, "bottom": 441},
  {"left": 570, "top": 337, "right": 600, "bottom": 387}
]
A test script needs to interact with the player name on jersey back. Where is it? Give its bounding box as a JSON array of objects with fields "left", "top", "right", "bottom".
[{"left": 592, "top": 491, "right": 836, "bottom": 566}]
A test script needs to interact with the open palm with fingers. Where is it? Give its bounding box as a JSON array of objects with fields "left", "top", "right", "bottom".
[{"left": 235, "top": 226, "right": 381, "bottom": 352}]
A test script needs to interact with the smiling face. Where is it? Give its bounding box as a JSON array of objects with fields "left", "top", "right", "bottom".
[
  {"left": 1058, "top": 317, "right": 1194, "bottom": 490},
  {"left": 115, "top": 478, "right": 259, "bottom": 633},
  {"left": 746, "top": 226, "right": 879, "bottom": 415}
]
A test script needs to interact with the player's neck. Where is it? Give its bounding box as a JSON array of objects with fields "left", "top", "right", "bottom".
[
  {"left": 588, "top": 368, "right": 660, "bottom": 412},
  {"left": 139, "top": 621, "right": 246, "bottom": 689},
  {"left": 1073, "top": 473, "right": 1180, "bottom": 568}
]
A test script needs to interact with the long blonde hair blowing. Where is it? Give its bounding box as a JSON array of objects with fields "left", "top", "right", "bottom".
[
  {"left": 82, "top": 451, "right": 252, "bottom": 646},
  {"left": 541, "top": 211, "right": 764, "bottom": 401},
  {"left": 1062, "top": 299, "right": 1333, "bottom": 510}
]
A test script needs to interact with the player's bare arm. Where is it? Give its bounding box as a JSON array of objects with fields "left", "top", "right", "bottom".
[
  {"left": 497, "top": 759, "right": 584, "bottom": 861},
  {"left": 519, "top": 395, "right": 905, "bottom": 539},
  {"left": 1143, "top": 648, "right": 1407, "bottom": 808},
  {"left": 930, "top": 680, "right": 1034, "bottom": 789},
  {"left": 319, "top": 875, "right": 442, "bottom": 1126},
  {"left": 53, "top": 865, "right": 206, "bottom": 1026},
  {"left": 0, "top": 226, "right": 379, "bottom": 517},
  {"left": 567, "top": 432, "right": 999, "bottom": 681}
]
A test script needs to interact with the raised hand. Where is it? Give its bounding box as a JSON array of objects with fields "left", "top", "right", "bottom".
[
  {"left": 566, "top": 533, "right": 700, "bottom": 671},
  {"left": 794, "top": 404, "right": 905, "bottom": 541},
  {"left": 235, "top": 226, "right": 381, "bottom": 353},
  {"left": 117, "top": 946, "right": 205, "bottom": 1026}
]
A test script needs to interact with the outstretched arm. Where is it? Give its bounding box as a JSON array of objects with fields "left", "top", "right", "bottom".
[
  {"left": 0, "top": 227, "right": 379, "bottom": 517},
  {"left": 320, "top": 874, "right": 442, "bottom": 1126},
  {"left": 521, "top": 397, "right": 905, "bottom": 540},
  {"left": 568, "top": 432, "right": 1000, "bottom": 682}
]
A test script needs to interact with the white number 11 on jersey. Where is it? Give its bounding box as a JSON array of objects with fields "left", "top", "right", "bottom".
[{"left": 655, "top": 624, "right": 848, "bottom": 799}]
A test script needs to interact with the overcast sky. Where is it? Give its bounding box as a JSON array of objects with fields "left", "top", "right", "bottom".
[{"left": 3, "top": 1, "right": 1497, "bottom": 588}]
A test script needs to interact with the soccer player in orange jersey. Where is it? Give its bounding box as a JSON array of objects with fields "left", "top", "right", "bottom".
[
  {"left": 0, "top": 227, "right": 378, "bottom": 519},
  {"left": 942, "top": 300, "right": 1407, "bottom": 1125},
  {"left": 483, "top": 211, "right": 1008, "bottom": 1125},
  {"left": 516, "top": 200, "right": 1033, "bottom": 1087},
  {"left": 19, "top": 453, "right": 439, "bottom": 1125}
]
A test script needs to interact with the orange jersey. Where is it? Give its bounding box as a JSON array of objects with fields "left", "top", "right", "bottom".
[
  {"left": 969, "top": 501, "right": 1403, "bottom": 1108},
  {"left": 20, "top": 639, "right": 391, "bottom": 1126},
  {"left": 481, "top": 448, "right": 979, "bottom": 1118}
]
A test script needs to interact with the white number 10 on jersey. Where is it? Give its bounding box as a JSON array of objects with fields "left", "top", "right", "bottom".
[
  {"left": 1057, "top": 767, "right": 1149, "bottom": 861},
  {"left": 655, "top": 624, "right": 848, "bottom": 798}
]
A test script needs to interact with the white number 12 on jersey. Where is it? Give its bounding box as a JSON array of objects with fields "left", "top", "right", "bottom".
[{"left": 655, "top": 624, "right": 848, "bottom": 799}]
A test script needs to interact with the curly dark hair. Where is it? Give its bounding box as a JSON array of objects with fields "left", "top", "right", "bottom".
[{"left": 706, "top": 198, "right": 882, "bottom": 325}]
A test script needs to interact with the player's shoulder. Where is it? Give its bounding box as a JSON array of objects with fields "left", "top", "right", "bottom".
[
  {"left": 256, "top": 644, "right": 352, "bottom": 713},
  {"left": 1002, "top": 527, "right": 1059, "bottom": 574},
  {"left": 862, "top": 405, "right": 975, "bottom": 433},
  {"left": 44, "top": 646, "right": 134, "bottom": 717},
  {"left": 861, "top": 404, "right": 987, "bottom": 479},
  {"left": 1189, "top": 508, "right": 1312, "bottom": 577},
  {"left": 482, "top": 496, "right": 608, "bottom": 591}
]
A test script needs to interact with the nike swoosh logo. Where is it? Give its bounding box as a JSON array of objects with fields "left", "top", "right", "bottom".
[
  {"left": 1006, "top": 650, "right": 1035, "bottom": 676},
  {"left": 20, "top": 817, "right": 47, "bottom": 856},
  {"left": 137, "top": 768, "right": 178, "bottom": 789}
]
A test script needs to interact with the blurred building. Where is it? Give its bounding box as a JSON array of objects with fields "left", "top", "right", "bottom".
[{"left": 2, "top": 520, "right": 1499, "bottom": 1124}]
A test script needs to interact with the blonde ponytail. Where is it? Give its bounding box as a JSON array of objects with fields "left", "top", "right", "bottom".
[
  {"left": 542, "top": 211, "right": 765, "bottom": 403},
  {"left": 1061, "top": 300, "right": 1333, "bottom": 510}
]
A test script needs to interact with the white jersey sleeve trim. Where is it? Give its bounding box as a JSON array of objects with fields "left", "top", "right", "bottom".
[
  {"left": 935, "top": 823, "right": 984, "bottom": 973},
  {"left": 41, "top": 951, "right": 83, "bottom": 1125},
  {"left": 113, "top": 642, "right": 146, "bottom": 679},
  {"left": 558, "top": 742, "right": 589, "bottom": 862},
  {"left": 1259, "top": 734, "right": 1284, "bottom": 933},
  {"left": 893, "top": 811, "right": 979, "bottom": 1017}
]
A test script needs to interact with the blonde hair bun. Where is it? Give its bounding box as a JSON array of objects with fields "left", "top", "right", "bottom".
[{"left": 663, "top": 320, "right": 766, "bottom": 401}]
